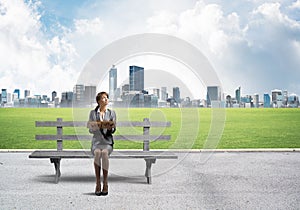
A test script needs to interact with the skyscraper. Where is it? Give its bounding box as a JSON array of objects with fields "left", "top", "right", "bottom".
[
  {"left": 235, "top": 86, "right": 241, "bottom": 104},
  {"left": 271, "top": 89, "right": 283, "bottom": 107},
  {"left": 161, "top": 87, "right": 167, "bottom": 101},
  {"left": 52, "top": 91, "right": 57, "bottom": 102},
  {"left": 85, "top": 85, "right": 96, "bottom": 106},
  {"left": 73, "top": 84, "right": 85, "bottom": 105},
  {"left": 24, "top": 90, "right": 30, "bottom": 98},
  {"left": 109, "top": 65, "right": 117, "bottom": 100},
  {"left": 253, "top": 93, "right": 259, "bottom": 108},
  {"left": 13, "top": 89, "right": 20, "bottom": 99},
  {"left": 173, "top": 87, "right": 180, "bottom": 103},
  {"left": 206, "top": 86, "right": 221, "bottom": 107},
  {"left": 264, "top": 93, "right": 270, "bottom": 108},
  {"left": 1, "top": 89, "right": 7, "bottom": 103},
  {"left": 129, "top": 65, "right": 144, "bottom": 92}
]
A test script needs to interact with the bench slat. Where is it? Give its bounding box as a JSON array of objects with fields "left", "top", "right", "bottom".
[
  {"left": 116, "top": 121, "right": 171, "bottom": 127},
  {"left": 36, "top": 121, "right": 87, "bottom": 127},
  {"left": 29, "top": 150, "right": 178, "bottom": 159},
  {"left": 35, "top": 134, "right": 171, "bottom": 141},
  {"left": 36, "top": 121, "right": 171, "bottom": 127}
]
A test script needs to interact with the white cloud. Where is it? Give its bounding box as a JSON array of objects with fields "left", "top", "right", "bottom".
[
  {"left": 145, "top": 0, "right": 300, "bottom": 96},
  {"left": 146, "top": 11, "right": 178, "bottom": 34},
  {"left": 74, "top": 18, "right": 103, "bottom": 35},
  {"left": 0, "top": 0, "right": 48, "bottom": 94},
  {"left": 1, "top": 0, "right": 300, "bottom": 99},
  {"left": 0, "top": 0, "right": 82, "bottom": 97},
  {"left": 179, "top": 2, "right": 228, "bottom": 56},
  {"left": 289, "top": 0, "right": 300, "bottom": 9}
]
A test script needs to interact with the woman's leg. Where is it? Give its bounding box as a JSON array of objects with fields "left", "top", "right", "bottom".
[
  {"left": 101, "top": 149, "right": 109, "bottom": 195},
  {"left": 94, "top": 149, "right": 102, "bottom": 195}
]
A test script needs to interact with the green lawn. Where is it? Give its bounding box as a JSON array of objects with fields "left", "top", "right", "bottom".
[{"left": 0, "top": 108, "right": 299, "bottom": 149}]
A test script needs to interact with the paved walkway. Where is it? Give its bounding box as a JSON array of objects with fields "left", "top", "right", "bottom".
[{"left": 0, "top": 151, "right": 299, "bottom": 209}]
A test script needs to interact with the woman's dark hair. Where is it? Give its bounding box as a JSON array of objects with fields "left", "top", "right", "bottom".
[{"left": 96, "top": 91, "right": 109, "bottom": 102}]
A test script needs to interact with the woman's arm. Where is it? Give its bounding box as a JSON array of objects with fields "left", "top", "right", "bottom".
[
  {"left": 110, "top": 110, "right": 116, "bottom": 134},
  {"left": 87, "top": 110, "right": 99, "bottom": 134}
]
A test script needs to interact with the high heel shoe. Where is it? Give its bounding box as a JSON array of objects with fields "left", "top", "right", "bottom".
[
  {"left": 101, "top": 183, "right": 108, "bottom": 196},
  {"left": 95, "top": 184, "right": 101, "bottom": 196}
]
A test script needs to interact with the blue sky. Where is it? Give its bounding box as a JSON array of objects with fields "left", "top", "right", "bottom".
[{"left": 1, "top": 0, "right": 300, "bottom": 99}]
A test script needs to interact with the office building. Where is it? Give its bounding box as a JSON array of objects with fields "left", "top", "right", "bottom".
[
  {"left": 61, "top": 91, "right": 73, "bottom": 107},
  {"left": 129, "top": 65, "right": 144, "bottom": 92},
  {"left": 283, "top": 90, "right": 288, "bottom": 107},
  {"left": 85, "top": 85, "right": 96, "bottom": 106},
  {"left": 287, "top": 94, "right": 299, "bottom": 108},
  {"left": 264, "top": 93, "right": 271, "bottom": 108},
  {"left": 235, "top": 87, "right": 241, "bottom": 104},
  {"left": 109, "top": 65, "right": 117, "bottom": 100},
  {"left": 121, "top": 92, "right": 144, "bottom": 107},
  {"left": 173, "top": 87, "right": 180, "bottom": 104},
  {"left": 52, "top": 91, "right": 57, "bottom": 102},
  {"left": 73, "top": 84, "right": 85, "bottom": 105},
  {"left": 241, "top": 95, "right": 252, "bottom": 108},
  {"left": 12, "top": 92, "right": 18, "bottom": 102},
  {"left": 253, "top": 94, "right": 259, "bottom": 108},
  {"left": 161, "top": 87, "right": 167, "bottom": 101},
  {"left": 206, "top": 86, "right": 221, "bottom": 107},
  {"left": 271, "top": 89, "right": 283, "bottom": 107},
  {"left": 24, "top": 90, "right": 30, "bottom": 98},
  {"left": 226, "top": 95, "right": 233, "bottom": 108},
  {"left": 122, "top": 84, "right": 129, "bottom": 93},
  {"left": 1, "top": 89, "right": 7, "bottom": 104},
  {"left": 13, "top": 89, "right": 20, "bottom": 99},
  {"left": 152, "top": 88, "right": 160, "bottom": 99}
]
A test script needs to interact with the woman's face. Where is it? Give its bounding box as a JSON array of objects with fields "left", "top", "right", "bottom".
[{"left": 98, "top": 94, "right": 109, "bottom": 106}]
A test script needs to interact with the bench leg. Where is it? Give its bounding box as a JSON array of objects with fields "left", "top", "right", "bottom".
[
  {"left": 50, "top": 158, "right": 61, "bottom": 184},
  {"left": 144, "top": 158, "right": 156, "bottom": 184}
]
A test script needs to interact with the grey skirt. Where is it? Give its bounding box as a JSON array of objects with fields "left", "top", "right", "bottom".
[{"left": 91, "top": 144, "right": 113, "bottom": 156}]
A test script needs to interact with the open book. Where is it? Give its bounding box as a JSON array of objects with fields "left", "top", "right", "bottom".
[{"left": 87, "top": 121, "right": 115, "bottom": 129}]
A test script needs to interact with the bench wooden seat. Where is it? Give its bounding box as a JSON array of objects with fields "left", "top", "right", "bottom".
[
  {"left": 29, "top": 150, "right": 178, "bottom": 159},
  {"left": 29, "top": 118, "right": 178, "bottom": 184}
]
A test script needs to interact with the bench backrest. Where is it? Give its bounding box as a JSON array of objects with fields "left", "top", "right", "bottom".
[{"left": 36, "top": 118, "right": 171, "bottom": 152}]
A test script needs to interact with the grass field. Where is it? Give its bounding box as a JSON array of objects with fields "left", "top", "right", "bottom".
[{"left": 0, "top": 108, "right": 299, "bottom": 149}]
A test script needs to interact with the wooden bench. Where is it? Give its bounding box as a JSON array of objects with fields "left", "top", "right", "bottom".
[{"left": 29, "top": 118, "right": 178, "bottom": 184}]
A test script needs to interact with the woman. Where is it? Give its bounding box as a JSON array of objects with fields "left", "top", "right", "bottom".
[{"left": 88, "top": 92, "right": 116, "bottom": 196}]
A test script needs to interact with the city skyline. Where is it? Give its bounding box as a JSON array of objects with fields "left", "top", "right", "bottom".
[
  {"left": 1, "top": 57, "right": 300, "bottom": 102},
  {"left": 1, "top": 0, "right": 300, "bottom": 98},
  {"left": 1, "top": 82, "right": 299, "bottom": 105}
]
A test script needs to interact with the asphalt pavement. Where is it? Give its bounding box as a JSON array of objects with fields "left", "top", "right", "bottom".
[{"left": 0, "top": 151, "right": 299, "bottom": 210}]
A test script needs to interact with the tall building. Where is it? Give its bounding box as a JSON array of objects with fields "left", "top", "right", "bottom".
[
  {"left": 24, "top": 90, "right": 30, "bottom": 98},
  {"left": 122, "top": 84, "right": 130, "bottom": 94},
  {"left": 206, "top": 86, "right": 221, "bottom": 107},
  {"left": 85, "top": 85, "right": 96, "bottom": 106},
  {"left": 161, "top": 87, "right": 167, "bottom": 101},
  {"left": 109, "top": 65, "right": 117, "bottom": 100},
  {"left": 73, "top": 84, "right": 85, "bottom": 104},
  {"left": 152, "top": 88, "right": 160, "bottom": 99},
  {"left": 173, "top": 87, "right": 180, "bottom": 103},
  {"left": 1, "top": 89, "right": 7, "bottom": 104},
  {"left": 235, "top": 87, "right": 241, "bottom": 104},
  {"left": 287, "top": 94, "right": 299, "bottom": 108},
  {"left": 253, "top": 93, "right": 259, "bottom": 108},
  {"left": 264, "top": 93, "right": 271, "bottom": 108},
  {"left": 13, "top": 89, "right": 20, "bottom": 99},
  {"left": 129, "top": 65, "right": 144, "bottom": 92},
  {"left": 61, "top": 91, "right": 73, "bottom": 107},
  {"left": 283, "top": 90, "right": 288, "bottom": 107},
  {"left": 271, "top": 89, "right": 283, "bottom": 107},
  {"left": 52, "top": 91, "right": 57, "bottom": 102}
]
